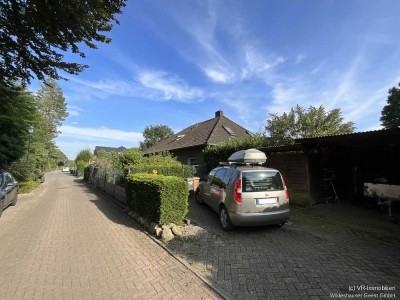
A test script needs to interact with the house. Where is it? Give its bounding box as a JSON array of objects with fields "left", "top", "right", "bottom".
[
  {"left": 143, "top": 110, "right": 253, "bottom": 176},
  {"left": 93, "top": 146, "right": 127, "bottom": 157}
]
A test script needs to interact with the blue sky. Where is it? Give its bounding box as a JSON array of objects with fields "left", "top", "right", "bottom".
[{"left": 30, "top": 0, "right": 400, "bottom": 159}]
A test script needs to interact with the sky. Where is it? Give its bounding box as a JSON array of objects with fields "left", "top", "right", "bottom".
[{"left": 30, "top": 0, "right": 400, "bottom": 160}]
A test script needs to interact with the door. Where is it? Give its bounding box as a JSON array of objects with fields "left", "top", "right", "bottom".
[
  {"left": 209, "top": 168, "right": 228, "bottom": 211},
  {"left": 4, "top": 173, "right": 16, "bottom": 206},
  {"left": 201, "top": 169, "right": 216, "bottom": 205}
]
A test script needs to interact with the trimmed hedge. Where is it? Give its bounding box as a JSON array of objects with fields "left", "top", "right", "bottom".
[
  {"left": 203, "top": 135, "right": 270, "bottom": 169},
  {"left": 126, "top": 173, "right": 189, "bottom": 225},
  {"left": 127, "top": 165, "right": 193, "bottom": 178}
]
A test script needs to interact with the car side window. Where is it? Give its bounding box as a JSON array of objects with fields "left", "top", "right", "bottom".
[
  {"left": 5, "top": 174, "right": 12, "bottom": 185},
  {"left": 212, "top": 169, "right": 227, "bottom": 189},
  {"left": 222, "top": 168, "right": 234, "bottom": 187},
  {"left": 206, "top": 170, "right": 216, "bottom": 184}
]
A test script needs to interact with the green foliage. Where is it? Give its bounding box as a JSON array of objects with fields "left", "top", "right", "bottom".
[
  {"left": 0, "top": 80, "right": 69, "bottom": 173},
  {"left": 18, "top": 179, "right": 41, "bottom": 194},
  {"left": 128, "top": 153, "right": 193, "bottom": 178},
  {"left": 203, "top": 135, "right": 270, "bottom": 170},
  {"left": 75, "top": 149, "right": 93, "bottom": 164},
  {"left": 119, "top": 148, "right": 143, "bottom": 168},
  {"left": 8, "top": 159, "right": 35, "bottom": 181},
  {"left": 140, "top": 124, "right": 174, "bottom": 150},
  {"left": 265, "top": 105, "right": 355, "bottom": 146},
  {"left": 0, "top": 83, "right": 36, "bottom": 168},
  {"left": 0, "top": 0, "right": 126, "bottom": 85},
  {"left": 94, "top": 149, "right": 121, "bottom": 169},
  {"left": 380, "top": 82, "right": 400, "bottom": 129},
  {"left": 36, "top": 79, "right": 69, "bottom": 134},
  {"left": 75, "top": 160, "right": 88, "bottom": 176},
  {"left": 83, "top": 166, "right": 91, "bottom": 181},
  {"left": 126, "top": 173, "right": 189, "bottom": 225}
]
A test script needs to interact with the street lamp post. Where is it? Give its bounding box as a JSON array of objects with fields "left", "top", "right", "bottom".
[{"left": 28, "top": 126, "right": 33, "bottom": 160}]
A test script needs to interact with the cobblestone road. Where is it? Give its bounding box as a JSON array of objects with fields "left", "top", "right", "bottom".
[
  {"left": 0, "top": 172, "right": 219, "bottom": 300},
  {"left": 168, "top": 196, "right": 400, "bottom": 300}
]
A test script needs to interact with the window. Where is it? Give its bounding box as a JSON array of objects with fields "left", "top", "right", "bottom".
[
  {"left": 5, "top": 174, "right": 13, "bottom": 185},
  {"left": 242, "top": 171, "right": 283, "bottom": 192},
  {"left": 187, "top": 157, "right": 197, "bottom": 166},
  {"left": 207, "top": 169, "right": 216, "bottom": 184},
  {"left": 223, "top": 125, "right": 236, "bottom": 137},
  {"left": 211, "top": 169, "right": 228, "bottom": 188}
]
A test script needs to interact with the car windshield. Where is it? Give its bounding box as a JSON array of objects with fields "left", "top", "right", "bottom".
[{"left": 242, "top": 171, "right": 283, "bottom": 192}]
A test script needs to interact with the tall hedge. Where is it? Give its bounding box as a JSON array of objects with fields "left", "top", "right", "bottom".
[
  {"left": 126, "top": 173, "right": 189, "bottom": 225},
  {"left": 203, "top": 135, "right": 269, "bottom": 169}
]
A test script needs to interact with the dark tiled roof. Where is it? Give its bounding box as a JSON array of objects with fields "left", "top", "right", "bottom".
[
  {"left": 94, "top": 146, "right": 127, "bottom": 155},
  {"left": 143, "top": 111, "right": 253, "bottom": 154},
  {"left": 295, "top": 128, "right": 400, "bottom": 144}
]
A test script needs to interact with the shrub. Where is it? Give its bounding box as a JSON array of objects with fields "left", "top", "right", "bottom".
[
  {"left": 203, "top": 135, "right": 269, "bottom": 169},
  {"left": 18, "top": 179, "right": 41, "bottom": 194},
  {"left": 8, "top": 159, "right": 35, "bottom": 181},
  {"left": 83, "top": 166, "right": 90, "bottom": 181},
  {"left": 126, "top": 173, "right": 189, "bottom": 225},
  {"left": 126, "top": 153, "right": 193, "bottom": 178}
]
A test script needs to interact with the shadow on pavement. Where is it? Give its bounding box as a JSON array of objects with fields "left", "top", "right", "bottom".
[{"left": 74, "top": 178, "right": 143, "bottom": 232}]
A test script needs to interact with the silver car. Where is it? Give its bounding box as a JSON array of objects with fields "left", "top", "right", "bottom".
[
  {"left": 0, "top": 172, "right": 19, "bottom": 218},
  {"left": 195, "top": 149, "right": 290, "bottom": 230}
]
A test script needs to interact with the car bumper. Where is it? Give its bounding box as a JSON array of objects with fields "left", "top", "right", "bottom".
[{"left": 229, "top": 208, "right": 290, "bottom": 226}]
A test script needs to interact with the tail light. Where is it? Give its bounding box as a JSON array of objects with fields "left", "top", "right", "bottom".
[
  {"left": 233, "top": 178, "right": 242, "bottom": 204},
  {"left": 282, "top": 178, "right": 289, "bottom": 202}
]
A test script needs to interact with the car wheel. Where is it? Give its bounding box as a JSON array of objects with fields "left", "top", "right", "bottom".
[
  {"left": 10, "top": 194, "right": 18, "bottom": 206},
  {"left": 195, "top": 190, "right": 204, "bottom": 204},
  {"left": 219, "top": 206, "right": 234, "bottom": 231}
]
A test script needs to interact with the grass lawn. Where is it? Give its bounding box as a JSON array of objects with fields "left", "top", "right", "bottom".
[{"left": 18, "top": 179, "right": 41, "bottom": 194}]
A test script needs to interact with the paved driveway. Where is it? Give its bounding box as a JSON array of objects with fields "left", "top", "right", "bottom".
[
  {"left": 0, "top": 172, "right": 219, "bottom": 300},
  {"left": 168, "top": 197, "right": 400, "bottom": 299}
]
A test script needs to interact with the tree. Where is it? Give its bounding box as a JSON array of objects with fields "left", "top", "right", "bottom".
[
  {"left": 265, "top": 105, "right": 355, "bottom": 146},
  {"left": 0, "top": 0, "right": 126, "bottom": 85},
  {"left": 119, "top": 148, "right": 143, "bottom": 168},
  {"left": 36, "top": 79, "right": 69, "bottom": 139},
  {"left": 380, "top": 83, "right": 400, "bottom": 129},
  {"left": 0, "top": 82, "right": 36, "bottom": 168},
  {"left": 75, "top": 149, "right": 93, "bottom": 165},
  {"left": 140, "top": 125, "right": 174, "bottom": 151}
]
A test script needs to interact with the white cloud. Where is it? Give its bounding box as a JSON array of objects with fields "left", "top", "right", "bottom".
[
  {"left": 295, "top": 54, "right": 306, "bottom": 64},
  {"left": 59, "top": 125, "right": 143, "bottom": 143},
  {"left": 137, "top": 70, "right": 204, "bottom": 102},
  {"left": 66, "top": 69, "right": 204, "bottom": 103},
  {"left": 68, "top": 105, "right": 83, "bottom": 117},
  {"left": 203, "top": 68, "right": 233, "bottom": 83}
]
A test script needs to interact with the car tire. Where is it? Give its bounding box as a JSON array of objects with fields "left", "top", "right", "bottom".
[
  {"left": 10, "top": 194, "right": 18, "bottom": 206},
  {"left": 195, "top": 190, "right": 204, "bottom": 204},
  {"left": 219, "top": 206, "right": 234, "bottom": 231}
]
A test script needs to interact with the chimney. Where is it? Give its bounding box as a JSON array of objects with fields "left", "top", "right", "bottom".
[{"left": 215, "top": 110, "right": 224, "bottom": 118}]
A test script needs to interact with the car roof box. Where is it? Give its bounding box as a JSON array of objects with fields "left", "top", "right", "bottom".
[{"left": 228, "top": 149, "right": 267, "bottom": 164}]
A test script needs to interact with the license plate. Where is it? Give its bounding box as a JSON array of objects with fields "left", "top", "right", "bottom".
[{"left": 256, "top": 198, "right": 277, "bottom": 205}]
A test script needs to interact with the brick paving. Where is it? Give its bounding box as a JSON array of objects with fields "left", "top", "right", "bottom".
[
  {"left": 0, "top": 172, "right": 220, "bottom": 300},
  {"left": 168, "top": 197, "right": 400, "bottom": 299}
]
